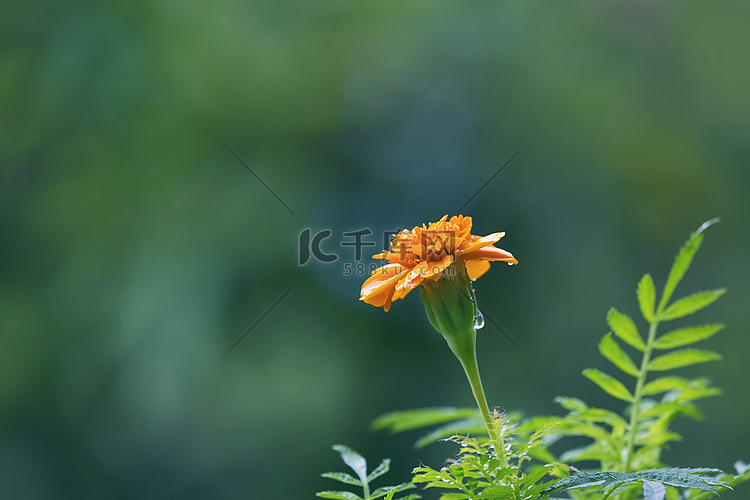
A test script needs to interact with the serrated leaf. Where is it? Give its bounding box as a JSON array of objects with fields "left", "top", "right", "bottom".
[
  {"left": 583, "top": 368, "right": 634, "bottom": 402},
  {"left": 367, "top": 458, "right": 390, "bottom": 483},
  {"left": 638, "top": 399, "right": 704, "bottom": 421},
  {"left": 525, "top": 478, "right": 560, "bottom": 499},
  {"left": 476, "top": 484, "right": 514, "bottom": 499},
  {"left": 546, "top": 467, "right": 728, "bottom": 495},
  {"left": 321, "top": 472, "right": 362, "bottom": 487},
  {"left": 545, "top": 471, "right": 611, "bottom": 491},
  {"left": 316, "top": 490, "right": 363, "bottom": 500},
  {"left": 554, "top": 396, "right": 588, "bottom": 412},
  {"left": 642, "top": 376, "right": 691, "bottom": 395},
  {"left": 412, "top": 466, "right": 457, "bottom": 488},
  {"left": 643, "top": 480, "right": 667, "bottom": 500},
  {"left": 658, "top": 218, "right": 719, "bottom": 313},
  {"left": 528, "top": 419, "right": 562, "bottom": 441},
  {"left": 371, "top": 407, "right": 478, "bottom": 433},
  {"left": 668, "top": 380, "right": 722, "bottom": 403},
  {"left": 522, "top": 465, "right": 551, "bottom": 486},
  {"left": 332, "top": 445, "right": 368, "bottom": 484},
  {"left": 599, "top": 333, "right": 640, "bottom": 377},
  {"left": 569, "top": 406, "right": 629, "bottom": 429},
  {"left": 607, "top": 308, "right": 645, "bottom": 351},
  {"left": 654, "top": 324, "right": 724, "bottom": 349},
  {"left": 661, "top": 289, "right": 726, "bottom": 321},
  {"left": 638, "top": 274, "right": 657, "bottom": 323},
  {"left": 641, "top": 377, "right": 719, "bottom": 404},
  {"left": 372, "top": 483, "right": 416, "bottom": 500},
  {"left": 637, "top": 428, "right": 683, "bottom": 447},
  {"left": 685, "top": 463, "right": 750, "bottom": 499},
  {"left": 649, "top": 349, "right": 722, "bottom": 371},
  {"left": 637, "top": 467, "right": 726, "bottom": 491},
  {"left": 568, "top": 412, "right": 628, "bottom": 441},
  {"left": 436, "top": 494, "right": 469, "bottom": 500}
]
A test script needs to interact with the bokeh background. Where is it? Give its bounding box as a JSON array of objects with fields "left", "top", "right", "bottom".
[{"left": 2, "top": 1, "right": 749, "bottom": 498}]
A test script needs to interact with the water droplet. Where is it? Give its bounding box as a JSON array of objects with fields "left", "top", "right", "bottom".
[
  {"left": 507, "top": 262, "right": 515, "bottom": 266},
  {"left": 474, "top": 309, "right": 485, "bottom": 330}
]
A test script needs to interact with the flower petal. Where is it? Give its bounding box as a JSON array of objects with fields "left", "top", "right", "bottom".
[
  {"left": 360, "top": 264, "right": 410, "bottom": 311},
  {"left": 464, "top": 259, "right": 491, "bottom": 280},
  {"left": 394, "top": 254, "right": 454, "bottom": 297},
  {"left": 456, "top": 232, "right": 505, "bottom": 256},
  {"left": 422, "top": 254, "right": 455, "bottom": 277},
  {"left": 464, "top": 245, "right": 517, "bottom": 264},
  {"left": 448, "top": 215, "right": 473, "bottom": 240},
  {"left": 410, "top": 254, "right": 454, "bottom": 280},
  {"left": 392, "top": 274, "right": 422, "bottom": 301}
]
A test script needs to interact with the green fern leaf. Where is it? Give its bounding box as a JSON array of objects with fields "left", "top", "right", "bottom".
[
  {"left": 638, "top": 274, "right": 657, "bottom": 323},
  {"left": 660, "top": 289, "right": 725, "bottom": 321},
  {"left": 638, "top": 399, "right": 704, "bottom": 422},
  {"left": 654, "top": 324, "right": 724, "bottom": 349},
  {"left": 475, "top": 485, "right": 514, "bottom": 499},
  {"left": 599, "top": 332, "right": 640, "bottom": 376},
  {"left": 583, "top": 368, "right": 634, "bottom": 402},
  {"left": 320, "top": 472, "right": 363, "bottom": 487},
  {"left": 316, "top": 491, "right": 363, "bottom": 500},
  {"left": 332, "top": 444, "right": 369, "bottom": 484},
  {"left": 371, "top": 407, "right": 477, "bottom": 433},
  {"left": 554, "top": 396, "right": 588, "bottom": 412},
  {"left": 546, "top": 467, "right": 728, "bottom": 496},
  {"left": 649, "top": 349, "right": 722, "bottom": 371},
  {"left": 637, "top": 467, "right": 727, "bottom": 491},
  {"left": 607, "top": 308, "right": 645, "bottom": 351},
  {"left": 372, "top": 483, "right": 417, "bottom": 500},
  {"left": 366, "top": 459, "right": 391, "bottom": 483},
  {"left": 521, "top": 465, "right": 551, "bottom": 486},
  {"left": 658, "top": 218, "right": 719, "bottom": 313},
  {"left": 672, "top": 384, "right": 722, "bottom": 404},
  {"left": 687, "top": 462, "right": 750, "bottom": 500},
  {"left": 642, "top": 376, "right": 691, "bottom": 395}
]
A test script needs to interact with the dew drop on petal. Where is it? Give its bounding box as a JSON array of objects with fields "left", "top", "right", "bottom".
[{"left": 474, "top": 309, "right": 485, "bottom": 330}]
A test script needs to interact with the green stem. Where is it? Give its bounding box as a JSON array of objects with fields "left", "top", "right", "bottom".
[
  {"left": 419, "top": 261, "right": 509, "bottom": 468},
  {"left": 457, "top": 342, "right": 509, "bottom": 469},
  {"left": 624, "top": 318, "right": 659, "bottom": 473},
  {"left": 363, "top": 480, "right": 370, "bottom": 500}
]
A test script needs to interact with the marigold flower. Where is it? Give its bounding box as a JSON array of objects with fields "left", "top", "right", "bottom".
[{"left": 359, "top": 215, "right": 517, "bottom": 312}]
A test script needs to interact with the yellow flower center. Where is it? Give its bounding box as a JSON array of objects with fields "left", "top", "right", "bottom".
[{"left": 389, "top": 217, "right": 465, "bottom": 266}]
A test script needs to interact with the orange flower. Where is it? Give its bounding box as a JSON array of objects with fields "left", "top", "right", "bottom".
[{"left": 360, "top": 215, "right": 517, "bottom": 311}]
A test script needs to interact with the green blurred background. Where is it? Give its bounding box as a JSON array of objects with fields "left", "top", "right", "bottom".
[{"left": 2, "top": 1, "right": 749, "bottom": 498}]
